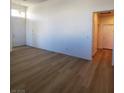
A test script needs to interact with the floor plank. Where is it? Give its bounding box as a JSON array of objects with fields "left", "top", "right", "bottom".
[{"left": 11, "top": 46, "right": 114, "bottom": 93}]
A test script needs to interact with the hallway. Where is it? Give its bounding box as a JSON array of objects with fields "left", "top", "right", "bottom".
[{"left": 93, "top": 49, "right": 113, "bottom": 65}]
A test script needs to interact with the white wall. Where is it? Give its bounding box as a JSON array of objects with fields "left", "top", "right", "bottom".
[
  {"left": 11, "top": 4, "right": 26, "bottom": 48},
  {"left": 10, "top": 18, "right": 13, "bottom": 51},
  {"left": 26, "top": 0, "right": 114, "bottom": 60}
]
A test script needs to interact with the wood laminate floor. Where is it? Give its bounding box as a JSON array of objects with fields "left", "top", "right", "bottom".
[{"left": 11, "top": 46, "right": 114, "bottom": 93}]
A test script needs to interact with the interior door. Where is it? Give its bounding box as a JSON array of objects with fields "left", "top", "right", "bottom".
[
  {"left": 11, "top": 17, "right": 26, "bottom": 47},
  {"left": 102, "top": 24, "right": 114, "bottom": 49}
]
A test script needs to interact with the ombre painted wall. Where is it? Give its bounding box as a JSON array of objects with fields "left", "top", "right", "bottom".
[{"left": 26, "top": 0, "right": 114, "bottom": 60}]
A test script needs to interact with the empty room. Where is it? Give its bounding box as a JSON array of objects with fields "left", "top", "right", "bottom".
[{"left": 10, "top": 0, "right": 114, "bottom": 93}]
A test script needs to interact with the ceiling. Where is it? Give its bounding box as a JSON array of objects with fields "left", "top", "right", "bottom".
[{"left": 12, "top": 0, "right": 49, "bottom": 7}]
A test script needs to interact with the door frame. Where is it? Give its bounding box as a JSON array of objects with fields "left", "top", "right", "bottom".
[
  {"left": 92, "top": 10, "right": 114, "bottom": 55},
  {"left": 92, "top": 10, "right": 114, "bottom": 65}
]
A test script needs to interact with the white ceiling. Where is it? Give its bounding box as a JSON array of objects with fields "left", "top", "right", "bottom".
[{"left": 12, "top": 0, "right": 49, "bottom": 7}]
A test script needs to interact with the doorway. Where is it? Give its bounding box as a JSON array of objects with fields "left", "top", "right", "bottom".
[
  {"left": 11, "top": 16, "right": 26, "bottom": 47},
  {"left": 92, "top": 10, "right": 114, "bottom": 64}
]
